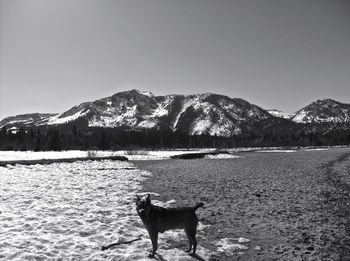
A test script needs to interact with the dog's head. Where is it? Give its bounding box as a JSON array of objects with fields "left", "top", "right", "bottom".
[{"left": 135, "top": 193, "right": 152, "bottom": 216}]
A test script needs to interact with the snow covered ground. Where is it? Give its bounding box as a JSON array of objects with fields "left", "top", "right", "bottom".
[
  {"left": 0, "top": 148, "right": 337, "bottom": 163},
  {"left": 0, "top": 160, "right": 213, "bottom": 260},
  {"left": 205, "top": 154, "right": 240, "bottom": 159},
  {"left": 0, "top": 149, "right": 220, "bottom": 162},
  {"left": 0, "top": 151, "right": 108, "bottom": 161},
  {"left": 114, "top": 149, "right": 218, "bottom": 161}
]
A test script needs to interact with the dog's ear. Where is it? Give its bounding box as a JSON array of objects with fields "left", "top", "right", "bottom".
[
  {"left": 146, "top": 193, "right": 151, "bottom": 202},
  {"left": 135, "top": 194, "right": 141, "bottom": 202}
]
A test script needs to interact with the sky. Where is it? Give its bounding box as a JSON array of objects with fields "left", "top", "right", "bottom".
[{"left": 1, "top": 0, "right": 350, "bottom": 119}]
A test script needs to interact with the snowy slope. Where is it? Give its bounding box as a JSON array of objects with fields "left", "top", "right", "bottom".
[
  {"left": 2, "top": 91, "right": 349, "bottom": 136},
  {"left": 3, "top": 89, "right": 273, "bottom": 137},
  {"left": 46, "top": 90, "right": 170, "bottom": 129},
  {"left": 291, "top": 99, "right": 350, "bottom": 123},
  {"left": 267, "top": 109, "right": 293, "bottom": 120},
  {"left": 0, "top": 113, "right": 57, "bottom": 129}
]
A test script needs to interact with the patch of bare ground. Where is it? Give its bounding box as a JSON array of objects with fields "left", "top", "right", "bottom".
[
  {"left": 319, "top": 152, "right": 350, "bottom": 260},
  {"left": 134, "top": 148, "right": 350, "bottom": 260}
]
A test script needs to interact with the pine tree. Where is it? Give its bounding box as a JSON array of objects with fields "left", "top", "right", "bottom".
[
  {"left": 98, "top": 131, "right": 110, "bottom": 150},
  {"left": 47, "top": 130, "right": 62, "bottom": 151}
]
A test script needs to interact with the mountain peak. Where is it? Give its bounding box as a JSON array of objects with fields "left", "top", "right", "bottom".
[
  {"left": 110, "top": 89, "right": 155, "bottom": 98},
  {"left": 0, "top": 90, "right": 276, "bottom": 137},
  {"left": 132, "top": 89, "right": 154, "bottom": 97},
  {"left": 291, "top": 98, "right": 350, "bottom": 123},
  {"left": 120, "top": 89, "right": 155, "bottom": 97},
  {"left": 1, "top": 91, "right": 349, "bottom": 136},
  {"left": 314, "top": 98, "right": 338, "bottom": 104}
]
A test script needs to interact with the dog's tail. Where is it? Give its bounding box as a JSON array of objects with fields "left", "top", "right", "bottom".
[{"left": 193, "top": 202, "right": 204, "bottom": 211}]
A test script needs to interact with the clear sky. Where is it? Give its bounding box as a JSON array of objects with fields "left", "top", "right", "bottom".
[{"left": 1, "top": 0, "right": 349, "bottom": 119}]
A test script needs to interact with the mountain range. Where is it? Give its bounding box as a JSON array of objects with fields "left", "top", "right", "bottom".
[{"left": 1, "top": 90, "right": 350, "bottom": 137}]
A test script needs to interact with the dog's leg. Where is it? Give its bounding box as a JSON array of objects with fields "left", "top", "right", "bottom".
[
  {"left": 147, "top": 231, "right": 158, "bottom": 258},
  {"left": 191, "top": 234, "right": 197, "bottom": 256},
  {"left": 184, "top": 227, "right": 193, "bottom": 253},
  {"left": 187, "top": 227, "right": 197, "bottom": 256}
]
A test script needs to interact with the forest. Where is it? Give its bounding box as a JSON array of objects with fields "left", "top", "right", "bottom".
[{"left": 1, "top": 123, "right": 350, "bottom": 151}]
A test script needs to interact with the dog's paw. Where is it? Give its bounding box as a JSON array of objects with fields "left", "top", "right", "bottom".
[
  {"left": 147, "top": 250, "right": 155, "bottom": 258},
  {"left": 185, "top": 248, "right": 191, "bottom": 253}
]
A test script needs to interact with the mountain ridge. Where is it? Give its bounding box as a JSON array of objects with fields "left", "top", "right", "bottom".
[{"left": 1, "top": 90, "right": 349, "bottom": 136}]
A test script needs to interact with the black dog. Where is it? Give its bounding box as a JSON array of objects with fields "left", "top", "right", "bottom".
[{"left": 135, "top": 194, "right": 204, "bottom": 258}]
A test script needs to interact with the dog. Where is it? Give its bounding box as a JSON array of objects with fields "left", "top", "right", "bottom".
[{"left": 135, "top": 193, "right": 204, "bottom": 258}]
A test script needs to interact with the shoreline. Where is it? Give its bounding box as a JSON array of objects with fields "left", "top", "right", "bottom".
[{"left": 0, "top": 155, "right": 128, "bottom": 167}]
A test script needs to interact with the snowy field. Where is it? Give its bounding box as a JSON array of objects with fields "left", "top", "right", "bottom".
[
  {"left": 0, "top": 160, "right": 215, "bottom": 260},
  {"left": 0, "top": 149, "right": 220, "bottom": 162},
  {"left": 0, "top": 147, "right": 337, "bottom": 163},
  {"left": 0, "top": 157, "right": 250, "bottom": 260}
]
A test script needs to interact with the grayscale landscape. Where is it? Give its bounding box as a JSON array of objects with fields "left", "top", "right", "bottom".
[{"left": 1, "top": 0, "right": 349, "bottom": 260}]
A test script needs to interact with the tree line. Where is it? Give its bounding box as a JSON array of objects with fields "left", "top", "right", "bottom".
[{"left": 1, "top": 124, "right": 350, "bottom": 151}]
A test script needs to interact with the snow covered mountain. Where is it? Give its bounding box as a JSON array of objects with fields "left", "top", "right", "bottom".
[
  {"left": 267, "top": 109, "right": 293, "bottom": 120},
  {"left": 48, "top": 89, "right": 276, "bottom": 136},
  {"left": 267, "top": 99, "right": 350, "bottom": 124},
  {"left": 0, "top": 113, "right": 57, "bottom": 129},
  {"left": 1, "top": 91, "right": 349, "bottom": 136},
  {"left": 0, "top": 90, "right": 273, "bottom": 137},
  {"left": 290, "top": 99, "right": 350, "bottom": 123}
]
